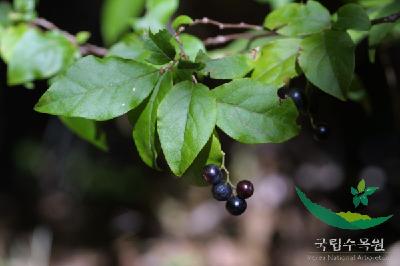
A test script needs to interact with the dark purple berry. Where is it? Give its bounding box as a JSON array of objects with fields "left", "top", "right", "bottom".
[
  {"left": 236, "top": 180, "right": 254, "bottom": 199},
  {"left": 314, "top": 124, "right": 330, "bottom": 141},
  {"left": 212, "top": 182, "right": 232, "bottom": 201},
  {"left": 288, "top": 88, "right": 306, "bottom": 112},
  {"left": 226, "top": 196, "right": 247, "bottom": 216},
  {"left": 203, "top": 164, "right": 222, "bottom": 185}
]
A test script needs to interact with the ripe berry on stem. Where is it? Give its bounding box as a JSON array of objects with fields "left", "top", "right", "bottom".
[
  {"left": 212, "top": 182, "right": 233, "bottom": 201},
  {"left": 288, "top": 88, "right": 306, "bottom": 112},
  {"left": 236, "top": 180, "right": 254, "bottom": 199},
  {"left": 226, "top": 196, "right": 247, "bottom": 216},
  {"left": 314, "top": 124, "right": 330, "bottom": 141},
  {"left": 203, "top": 164, "right": 223, "bottom": 184}
]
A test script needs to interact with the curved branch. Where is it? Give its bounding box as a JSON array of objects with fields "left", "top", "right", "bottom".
[
  {"left": 191, "top": 17, "right": 263, "bottom": 30},
  {"left": 32, "top": 18, "right": 108, "bottom": 57},
  {"left": 203, "top": 31, "right": 277, "bottom": 46},
  {"left": 371, "top": 12, "right": 400, "bottom": 25}
]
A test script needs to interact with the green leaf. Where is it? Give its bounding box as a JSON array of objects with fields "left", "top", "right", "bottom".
[
  {"left": 133, "top": 72, "right": 173, "bottom": 169},
  {"left": 133, "top": 0, "right": 178, "bottom": 32},
  {"left": 108, "top": 34, "right": 150, "bottom": 61},
  {"left": 1, "top": 24, "right": 30, "bottom": 62},
  {"left": 157, "top": 81, "right": 217, "bottom": 176},
  {"left": 144, "top": 29, "right": 176, "bottom": 65},
  {"left": 298, "top": 30, "right": 355, "bottom": 100},
  {"left": 264, "top": 1, "right": 331, "bottom": 36},
  {"left": 368, "top": 1, "right": 400, "bottom": 47},
  {"left": 353, "top": 196, "right": 361, "bottom": 208},
  {"left": 357, "top": 179, "right": 366, "bottom": 193},
  {"left": 60, "top": 116, "right": 108, "bottom": 151},
  {"left": 203, "top": 54, "right": 253, "bottom": 79},
  {"left": 252, "top": 38, "right": 301, "bottom": 87},
  {"left": 334, "top": 4, "right": 371, "bottom": 31},
  {"left": 360, "top": 194, "right": 368, "bottom": 206},
  {"left": 5, "top": 27, "right": 78, "bottom": 85},
  {"left": 101, "top": 0, "right": 145, "bottom": 45},
  {"left": 183, "top": 132, "right": 223, "bottom": 186},
  {"left": 75, "top": 31, "right": 91, "bottom": 45},
  {"left": 364, "top": 186, "right": 378, "bottom": 196},
  {"left": 0, "top": 1, "right": 12, "bottom": 27},
  {"left": 172, "top": 15, "right": 193, "bottom": 30},
  {"left": 351, "top": 186, "right": 358, "bottom": 195},
  {"left": 178, "top": 33, "right": 205, "bottom": 62},
  {"left": 211, "top": 78, "right": 300, "bottom": 144},
  {"left": 14, "top": 0, "right": 36, "bottom": 19},
  {"left": 34, "top": 56, "right": 159, "bottom": 121}
]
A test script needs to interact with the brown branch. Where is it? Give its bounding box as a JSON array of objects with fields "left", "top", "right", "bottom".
[
  {"left": 371, "top": 12, "right": 400, "bottom": 25},
  {"left": 32, "top": 17, "right": 107, "bottom": 57},
  {"left": 203, "top": 31, "right": 277, "bottom": 46},
  {"left": 191, "top": 17, "right": 263, "bottom": 30}
]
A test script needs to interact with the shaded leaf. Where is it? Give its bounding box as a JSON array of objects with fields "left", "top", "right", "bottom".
[
  {"left": 298, "top": 30, "right": 355, "bottom": 100},
  {"left": 157, "top": 81, "right": 217, "bottom": 176},
  {"left": 144, "top": 29, "right": 176, "bottom": 65},
  {"left": 101, "top": 0, "right": 145, "bottom": 45},
  {"left": 133, "top": 72, "right": 173, "bottom": 169},
  {"left": 178, "top": 33, "right": 205, "bottom": 61},
  {"left": 351, "top": 186, "right": 358, "bottom": 196},
  {"left": 133, "top": 0, "right": 178, "bottom": 32},
  {"left": 60, "top": 116, "right": 108, "bottom": 151},
  {"left": 5, "top": 27, "right": 78, "bottom": 85},
  {"left": 183, "top": 132, "right": 223, "bottom": 186},
  {"left": 35, "top": 56, "right": 159, "bottom": 121},
  {"left": 172, "top": 15, "right": 193, "bottom": 30},
  {"left": 211, "top": 78, "right": 300, "bottom": 144},
  {"left": 202, "top": 54, "right": 253, "bottom": 79},
  {"left": 334, "top": 4, "right": 371, "bottom": 31},
  {"left": 108, "top": 34, "right": 150, "bottom": 61},
  {"left": 264, "top": 1, "right": 331, "bottom": 36},
  {"left": 252, "top": 38, "right": 301, "bottom": 86}
]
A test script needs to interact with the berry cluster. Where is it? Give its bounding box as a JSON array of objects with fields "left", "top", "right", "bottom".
[
  {"left": 279, "top": 87, "right": 330, "bottom": 141},
  {"left": 203, "top": 164, "right": 254, "bottom": 216}
]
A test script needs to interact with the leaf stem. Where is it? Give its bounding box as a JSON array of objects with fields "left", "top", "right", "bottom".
[
  {"left": 220, "top": 151, "right": 234, "bottom": 187},
  {"left": 203, "top": 31, "right": 277, "bottom": 46},
  {"left": 371, "top": 12, "right": 400, "bottom": 25},
  {"left": 191, "top": 17, "right": 263, "bottom": 30}
]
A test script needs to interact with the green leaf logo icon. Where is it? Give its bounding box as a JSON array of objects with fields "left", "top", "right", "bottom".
[{"left": 357, "top": 179, "right": 366, "bottom": 193}]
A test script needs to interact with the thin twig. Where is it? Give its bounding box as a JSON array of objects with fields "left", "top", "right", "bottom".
[
  {"left": 371, "top": 12, "right": 400, "bottom": 25},
  {"left": 192, "top": 17, "right": 263, "bottom": 30},
  {"left": 32, "top": 17, "right": 107, "bottom": 57},
  {"left": 203, "top": 31, "right": 277, "bottom": 46}
]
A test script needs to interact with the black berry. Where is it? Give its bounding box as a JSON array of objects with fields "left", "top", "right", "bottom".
[
  {"left": 314, "top": 124, "right": 330, "bottom": 141},
  {"left": 236, "top": 180, "right": 254, "bottom": 199},
  {"left": 288, "top": 88, "right": 306, "bottom": 112},
  {"left": 226, "top": 196, "right": 247, "bottom": 216},
  {"left": 203, "top": 164, "right": 223, "bottom": 185},
  {"left": 212, "top": 182, "right": 233, "bottom": 201}
]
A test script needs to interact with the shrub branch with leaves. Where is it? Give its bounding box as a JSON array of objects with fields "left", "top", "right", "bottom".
[{"left": 1, "top": 0, "right": 400, "bottom": 198}]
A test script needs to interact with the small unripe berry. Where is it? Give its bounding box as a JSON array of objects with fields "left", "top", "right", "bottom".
[
  {"left": 202, "top": 164, "right": 223, "bottom": 185},
  {"left": 236, "top": 180, "right": 254, "bottom": 199}
]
